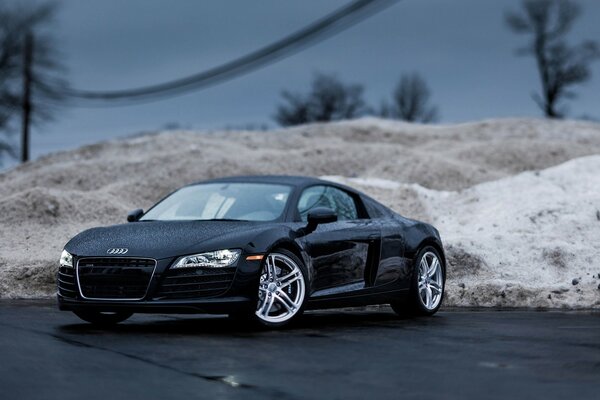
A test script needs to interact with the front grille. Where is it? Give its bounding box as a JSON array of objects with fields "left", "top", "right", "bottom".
[
  {"left": 77, "top": 258, "right": 156, "bottom": 300},
  {"left": 155, "top": 267, "right": 236, "bottom": 299},
  {"left": 57, "top": 266, "right": 77, "bottom": 298}
]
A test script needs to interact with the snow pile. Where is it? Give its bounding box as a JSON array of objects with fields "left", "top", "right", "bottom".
[
  {"left": 326, "top": 155, "right": 600, "bottom": 308},
  {"left": 0, "top": 117, "right": 599, "bottom": 307}
]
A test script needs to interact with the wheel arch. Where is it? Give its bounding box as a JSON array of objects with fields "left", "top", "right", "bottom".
[
  {"left": 268, "top": 239, "right": 304, "bottom": 264},
  {"left": 410, "top": 238, "right": 446, "bottom": 274},
  {"left": 266, "top": 238, "right": 313, "bottom": 284}
]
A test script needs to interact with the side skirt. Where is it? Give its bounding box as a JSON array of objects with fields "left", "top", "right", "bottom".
[{"left": 306, "top": 288, "right": 409, "bottom": 310}]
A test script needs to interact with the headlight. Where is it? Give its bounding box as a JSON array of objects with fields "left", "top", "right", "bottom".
[
  {"left": 60, "top": 249, "right": 73, "bottom": 268},
  {"left": 172, "top": 249, "right": 241, "bottom": 269}
]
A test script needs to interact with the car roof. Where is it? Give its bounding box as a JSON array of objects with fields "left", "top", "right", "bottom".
[{"left": 194, "top": 175, "right": 356, "bottom": 191}]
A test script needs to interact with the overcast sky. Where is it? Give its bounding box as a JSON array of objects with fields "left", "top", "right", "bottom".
[{"left": 15, "top": 0, "right": 600, "bottom": 160}]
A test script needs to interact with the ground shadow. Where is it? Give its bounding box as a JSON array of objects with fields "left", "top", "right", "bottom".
[{"left": 57, "top": 308, "right": 449, "bottom": 337}]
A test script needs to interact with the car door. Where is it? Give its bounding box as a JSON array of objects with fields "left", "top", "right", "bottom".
[
  {"left": 297, "top": 185, "right": 381, "bottom": 296},
  {"left": 361, "top": 197, "right": 408, "bottom": 288}
]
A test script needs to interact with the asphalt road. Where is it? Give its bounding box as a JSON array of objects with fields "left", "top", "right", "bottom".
[{"left": 0, "top": 301, "right": 598, "bottom": 400}]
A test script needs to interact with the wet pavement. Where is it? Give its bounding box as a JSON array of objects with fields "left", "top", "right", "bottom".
[{"left": 1, "top": 300, "right": 598, "bottom": 399}]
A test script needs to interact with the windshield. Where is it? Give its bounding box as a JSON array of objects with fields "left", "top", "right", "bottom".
[{"left": 140, "top": 183, "right": 292, "bottom": 222}]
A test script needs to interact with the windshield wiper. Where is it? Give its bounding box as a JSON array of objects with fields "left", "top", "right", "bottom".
[{"left": 197, "top": 218, "right": 250, "bottom": 222}]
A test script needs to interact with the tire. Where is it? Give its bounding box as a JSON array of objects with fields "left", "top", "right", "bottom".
[
  {"left": 391, "top": 246, "right": 445, "bottom": 317},
  {"left": 248, "top": 249, "right": 308, "bottom": 328},
  {"left": 73, "top": 310, "right": 133, "bottom": 326}
]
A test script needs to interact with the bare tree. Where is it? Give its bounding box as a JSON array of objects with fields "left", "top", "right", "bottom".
[
  {"left": 0, "top": 2, "right": 66, "bottom": 164},
  {"left": 274, "top": 91, "right": 312, "bottom": 126},
  {"left": 505, "top": 0, "right": 599, "bottom": 118},
  {"left": 381, "top": 72, "right": 439, "bottom": 123},
  {"left": 274, "top": 73, "right": 367, "bottom": 126}
]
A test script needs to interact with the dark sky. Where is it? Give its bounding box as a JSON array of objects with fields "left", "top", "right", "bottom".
[{"left": 20, "top": 0, "right": 600, "bottom": 159}]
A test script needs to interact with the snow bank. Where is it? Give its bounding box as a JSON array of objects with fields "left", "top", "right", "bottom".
[
  {"left": 0, "top": 117, "right": 599, "bottom": 307},
  {"left": 326, "top": 155, "right": 600, "bottom": 308}
]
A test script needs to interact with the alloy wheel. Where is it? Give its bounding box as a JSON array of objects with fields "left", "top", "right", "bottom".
[
  {"left": 255, "top": 253, "right": 305, "bottom": 324},
  {"left": 417, "top": 251, "right": 443, "bottom": 310}
]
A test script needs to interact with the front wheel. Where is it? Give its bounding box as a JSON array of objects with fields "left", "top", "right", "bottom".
[
  {"left": 252, "top": 250, "right": 308, "bottom": 328},
  {"left": 73, "top": 310, "right": 133, "bottom": 326},
  {"left": 391, "top": 246, "right": 445, "bottom": 317}
]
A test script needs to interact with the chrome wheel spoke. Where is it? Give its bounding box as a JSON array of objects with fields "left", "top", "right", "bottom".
[
  {"left": 278, "top": 270, "right": 295, "bottom": 282},
  {"left": 279, "top": 274, "right": 300, "bottom": 289},
  {"left": 264, "top": 257, "right": 271, "bottom": 278},
  {"left": 428, "top": 258, "right": 438, "bottom": 278},
  {"left": 275, "top": 291, "right": 295, "bottom": 312},
  {"left": 259, "top": 295, "right": 275, "bottom": 317},
  {"left": 420, "top": 259, "right": 428, "bottom": 276},
  {"left": 430, "top": 282, "right": 442, "bottom": 294},
  {"left": 425, "top": 286, "right": 432, "bottom": 307},
  {"left": 267, "top": 255, "right": 277, "bottom": 280}
]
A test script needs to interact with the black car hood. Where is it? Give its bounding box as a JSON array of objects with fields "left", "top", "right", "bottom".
[{"left": 65, "top": 220, "right": 277, "bottom": 260}]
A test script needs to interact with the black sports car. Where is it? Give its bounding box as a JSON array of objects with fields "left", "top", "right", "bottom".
[{"left": 58, "top": 175, "right": 446, "bottom": 328}]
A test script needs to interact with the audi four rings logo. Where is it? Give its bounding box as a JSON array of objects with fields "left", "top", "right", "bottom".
[{"left": 107, "top": 248, "right": 128, "bottom": 255}]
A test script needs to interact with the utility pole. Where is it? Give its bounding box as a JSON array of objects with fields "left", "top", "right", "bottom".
[{"left": 21, "top": 32, "right": 33, "bottom": 163}]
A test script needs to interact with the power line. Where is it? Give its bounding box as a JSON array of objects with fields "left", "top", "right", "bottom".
[{"left": 64, "top": 0, "right": 399, "bottom": 106}]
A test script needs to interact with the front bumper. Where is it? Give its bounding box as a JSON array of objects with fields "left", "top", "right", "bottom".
[
  {"left": 57, "top": 295, "right": 254, "bottom": 314},
  {"left": 57, "top": 254, "right": 263, "bottom": 314}
]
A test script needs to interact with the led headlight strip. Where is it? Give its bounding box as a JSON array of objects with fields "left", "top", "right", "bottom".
[{"left": 172, "top": 249, "right": 241, "bottom": 268}]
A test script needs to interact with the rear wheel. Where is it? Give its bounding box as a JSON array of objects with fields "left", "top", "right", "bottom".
[
  {"left": 73, "top": 310, "right": 133, "bottom": 326},
  {"left": 252, "top": 250, "right": 307, "bottom": 328},
  {"left": 391, "top": 246, "right": 444, "bottom": 317}
]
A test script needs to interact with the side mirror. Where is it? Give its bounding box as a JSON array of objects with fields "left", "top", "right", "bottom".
[
  {"left": 127, "top": 208, "right": 144, "bottom": 222},
  {"left": 306, "top": 207, "right": 337, "bottom": 232}
]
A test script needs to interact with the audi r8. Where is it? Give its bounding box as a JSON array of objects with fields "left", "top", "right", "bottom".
[{"left": 57, "top": 175, "right": 446, "bottom": 328}]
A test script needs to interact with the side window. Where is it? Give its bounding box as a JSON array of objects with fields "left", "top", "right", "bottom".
[
  {"left": 363, "top": 197, "right": 385, "bottom": 218},
  {"left": 297, "top": 185, "right": 358, "bottom": 222}
]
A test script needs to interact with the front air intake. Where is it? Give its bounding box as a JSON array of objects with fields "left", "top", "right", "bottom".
[
  {"left": 76, "top": 257, "right": 156, "bottom": 300},
  {"left": 155, "top": 266, "right": 236, "bottom": 299}
]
